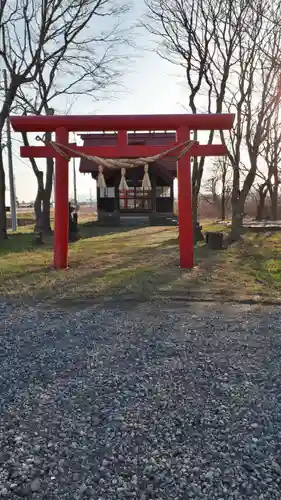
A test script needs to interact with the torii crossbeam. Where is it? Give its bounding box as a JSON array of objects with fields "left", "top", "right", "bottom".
[{"left": 10, "top": 113, "right": 234, "bottom": 270}]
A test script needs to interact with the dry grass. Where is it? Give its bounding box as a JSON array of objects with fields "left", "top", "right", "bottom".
[{"left": 0, "top": 220, "right": 280, "bottom": 308}]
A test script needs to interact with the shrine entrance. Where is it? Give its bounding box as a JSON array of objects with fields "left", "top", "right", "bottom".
[
  {"left": 119, "top": 187, "right": 153, "bottom": 211},
  {"left": 10, "top": 113, "right": 234, "bottom": 270}
]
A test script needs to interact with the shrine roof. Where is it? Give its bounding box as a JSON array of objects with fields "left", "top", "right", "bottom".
[{"left": 79, "top": 132, "right": 177, "bottom": 173}]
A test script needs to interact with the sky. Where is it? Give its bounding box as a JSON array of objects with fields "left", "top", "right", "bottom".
[{"left": 3, "top": 1, "right": 209, "bottom": 203}]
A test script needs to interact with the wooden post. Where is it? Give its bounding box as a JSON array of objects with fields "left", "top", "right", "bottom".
[
  {"left": 53, "top": 127, "right": 69, "bottom": 269},
  {"left": 176, "top": 127, "right": 193, "bottom": 269},
  {"left": 118, "top": 131, "right": 128, "bottom": 208}
]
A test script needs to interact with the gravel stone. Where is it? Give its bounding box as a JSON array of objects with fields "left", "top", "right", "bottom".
[
  {"left": 1, "top": 300, "right": 281, "bottom": 499},
  {"left": 30, "top": 478, "right": 41, "bottom": 492}
]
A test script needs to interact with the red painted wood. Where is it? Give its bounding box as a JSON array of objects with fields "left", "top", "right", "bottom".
[
  {"left": 53, "top": 127, "right": 69, "bottom": 269},
  {"left": 176, "top": 127, "right": 193, "bottom": 269},
  {"left": 11, "top": 113, "right": 235, "bottom": 133},
  {"left": 117, "top": 130, "right": 127, "bottom": 208},
  {"left": 117, "top": 130, "right": 127, "bottom": 147},
  {"left": 20, "top": 143, "right": 227, "bottom": 159}
]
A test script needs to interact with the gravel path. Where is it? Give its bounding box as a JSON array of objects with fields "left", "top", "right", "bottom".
[{"left": 1, "top": 300, "right": 281, "bottom": 499}]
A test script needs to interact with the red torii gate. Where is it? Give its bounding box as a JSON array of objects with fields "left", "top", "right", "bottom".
[{"left": 10, "top": 113, "right": 234, "bottom": 270}]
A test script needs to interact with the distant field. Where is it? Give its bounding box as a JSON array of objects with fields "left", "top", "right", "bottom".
[{"left": 7, "top": 205, "right": 97, "bottom": 228}]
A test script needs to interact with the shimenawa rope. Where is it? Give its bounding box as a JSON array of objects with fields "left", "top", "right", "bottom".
[
  {"left": 35, "top": 135, "right": 196, "bottom": 189},
  {"left": 36, "top": 135, "right": 196, "bottom": 168}
]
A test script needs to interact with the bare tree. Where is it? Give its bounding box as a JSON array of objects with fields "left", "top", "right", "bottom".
[
  {"left": 219, "top": 1, "right": 281, "bottom": 239},
  {"left": 15, "top": 3, "right": 131, "bottom": 234},
  {"left": 204, "top": 157, "right": 232, "bottom": 219},
  {"left": 144, "top": 0, "right": 281, "bottom": 240},
  {"left": 0, "top": 0, "right": 131, "bottom": 240},
  {"left": 144, "top": 0, "right": 214, "bottom": 226},
  {"left": 144, "top": 0, "right": 253, "bottom": 228},
  {"left": 255, "top": 182, "right": 269, "bottom": 220},
  {"left": 213, "top": 157, "right": 232, "bottom": 220}
]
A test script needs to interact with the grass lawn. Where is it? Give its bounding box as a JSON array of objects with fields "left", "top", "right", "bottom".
[{"left": 0, "top": 220, "right": 281, "bottom": 308}]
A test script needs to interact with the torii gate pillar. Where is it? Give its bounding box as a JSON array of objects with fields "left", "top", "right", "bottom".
[
  {"left": 177, "top": 127, "right": 193, "bottom": 268},
  {"left": 54, "top": 127, "right": 69, "bottom": 269}
]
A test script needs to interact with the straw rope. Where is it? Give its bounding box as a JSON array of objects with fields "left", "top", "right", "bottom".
[
  {"left": 119, "top": 167, "right": 129, "bottom": 190},
  {"left": 35, "top": 135, "right": 197, "bottom": 168},
  {"left": 142, "top": 164, "right": 152, "bottom": 190},
  {"left": 36, "top": 135, "right": 196, "bottom": 189},
  {"left": 97, "top": 165, "right": 106, "bottom": 188}
]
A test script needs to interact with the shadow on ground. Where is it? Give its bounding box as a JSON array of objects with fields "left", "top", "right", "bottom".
[
  {"left": 1, "top": 224, "right": 279, "bottom": 310},
  {"left": 0, "top": 223, "right": 136, "bottom": 256},
  {"left": 44, "top": 238, "right": 273, "bottom": 309}
]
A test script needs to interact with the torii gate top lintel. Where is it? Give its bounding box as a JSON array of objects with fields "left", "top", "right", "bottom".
[{"left": 10, "top": 113, "right": 235, "bottom": 133}]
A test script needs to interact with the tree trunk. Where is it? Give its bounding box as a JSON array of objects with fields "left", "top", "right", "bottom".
[
  {"left": 256, "top": 186, "right": 268, "bottom": 220},
  {"left": 39, "top": 128, "right": 54, "bottom": 234},
  {"left": 34, "top": 188, "right": 43, "bottom": 232},
  {"left": 228, "top": 165, "right": 242, "bottom": 241},
  {"left": 230, "top": 206, "right": 244, "bottom": 241},
  {"left": 42, "top": 191, "right": 52, "bottom": 233},
  {"left": 229, "top": 171, "right": 245, "bottom": 241},
  {"left": 191, "top": 131, "right": 214, "bottom": 225},
  {"left": 229, "top": 155, "right": 258, "bottom": 241},
  {"left": 41, "top": 158, "right": 54, "bottom": 234},
  {"left": 22, "top": 123, "right": 54, "bottom": 235},
  {"left": 0, "top": 149, "right": 7, "bottom": 241},
  {"left": 33, "top": 170, "right": 44, "bottom": 232},
  {"left": 221, "top": 190, "right": 226, "bottom": 220},
  {"left": 256, "top": 194, "right": 266, "bottom": 220},
  {"left": 270, "top": 184, "right": 278, "bottom": 220},
  {"left": 33, "top": 160, "right": 53, "bottom": 234},
  {"left": 192, "top": 163, "right": 204, "bottom": 226},
  {"left": 34, "top": 185, "right": 53, "bottom": 234},
  {"left": 221, "top": 164, "right": 227, "bottom": 220}
]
